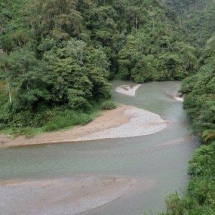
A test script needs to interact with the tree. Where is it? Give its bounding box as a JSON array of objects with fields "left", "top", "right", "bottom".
[
  {"left": 0, "top": 50, "right": 50, "bottom": 112},
  {"left": 27, "top": 0, "right": 83, "bottom": 41},
  {"left": 43, "top": 38, "right": 111, "bottom": 109}
]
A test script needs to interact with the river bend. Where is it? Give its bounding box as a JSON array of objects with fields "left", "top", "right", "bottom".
[{"left": 0, "top": 81, "right": 198, "bottom": 215}]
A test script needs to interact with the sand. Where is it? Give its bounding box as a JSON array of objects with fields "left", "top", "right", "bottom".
[
  {"left": 115, "top": 84, "right": 141, "bottom": 96},
  {"left": 174, "top": 96, "right": 184, "bottom": 102},
  {"left": 0, "top": 83, "right": 175, "bottom": 215},
  {"left": 0, "top": 105, "right": 169, "bottom": 148},
  {"left": 0, "top": 175, "right": 137, "bottom": 215},
  {"left": 0, "top": 83, "right": 169, "bottom": 148},
  {"left": 74, "top": 106, "right": 169, "bottom": 141}
]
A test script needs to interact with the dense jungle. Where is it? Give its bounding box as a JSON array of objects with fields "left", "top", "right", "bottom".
[{"left": 0, "top": 0, "right": 215, "bottom": 214}]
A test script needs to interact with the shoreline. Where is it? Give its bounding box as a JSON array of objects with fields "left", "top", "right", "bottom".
[
  {"left": 0, "top": 175, "right": 138, "bottom": 215},
  {"left": 0, "top": 105, "right": 169, "bottom": 149}
]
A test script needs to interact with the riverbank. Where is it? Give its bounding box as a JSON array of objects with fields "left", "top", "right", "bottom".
[
  {"left": 0, "top": 104, "right": 169, "bottom": 148},
  {"left": 0, "top": 175, "right": 137, "bottom": 215},
  {"left": 0, "top": 81, "right": 196, "bottom": 215}
]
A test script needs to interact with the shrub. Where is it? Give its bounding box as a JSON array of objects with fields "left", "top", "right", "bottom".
[
  {"left": 43, "top": 109, "right": 93, "bottom": 132},
  {"left": 100, "top": 100, "right": 117, "bottom": 110}
]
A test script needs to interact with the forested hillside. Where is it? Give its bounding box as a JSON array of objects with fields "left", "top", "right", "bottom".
[
  {"left": 159, "top": 0, "right": 215, "bottom": 214},
  {"left": 1, "top": 0, "right": 215, "bottom": 214},
  {"left": 167, "top": 0, "right": 215, "bottom": 46},
  {"left": 160, "top": 38, "right": 215, "bottom": 215},
  {"left": 0, "top": 0, "right": 196, "bottom": 134}
]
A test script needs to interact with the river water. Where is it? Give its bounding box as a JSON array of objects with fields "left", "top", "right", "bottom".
[{"left": 0, "top": 81, "right": 198, "bottom": 215}]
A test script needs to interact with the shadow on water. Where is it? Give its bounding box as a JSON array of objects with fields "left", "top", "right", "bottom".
[{"left": 0, "top": 81, "right": 199, "bottom": 215}]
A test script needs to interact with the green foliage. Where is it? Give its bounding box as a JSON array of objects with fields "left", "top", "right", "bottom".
[
  {"left": 43, "top": 109, "right": 93, "bottom": 132},
  {"left": 1, "top": 0, "right": 215, "bottom": 213},
  {"left": 0, "top": 108, "right": 95, "bottom": 136},
  {"left": 27, "top": 0, "right": 83, "bottom": 40},
  {"left": 0, "top": 0, "right": 199, "bottom": 133},
  {"left": 0, "top": 0, "right": 112, "bottom": 131},
  {"left": 118, "top": 28, "right": 197, "bottom": 82},
  {"left": 189, "top": 143, "right": 215, "bottom": 176},
  {"left": 43, "top": 38, "right": 111, "bottom": 105},
  {"left": 167, "top": 0, "right": 215, "bottom": 47},
  {"left": 160, "top": 33, "right": 215, "bottom": 215},
  {"left": 100, "top": 100, "right": 116, "bottom": 110},
  {"left": 0, "top": 81, "right": 7, "bottom": 107},
  {"left": 1, "top": 50, "right": 50, "bottom": 110},
  {"left": 181, "top": 62, "right": 215, "bottom": 136},
  {"left": 0, "top": 0, "right": 32, "bottom": 52}
]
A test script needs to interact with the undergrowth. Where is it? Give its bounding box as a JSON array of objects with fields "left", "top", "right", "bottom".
[{"left": 0, "top": 100, "right": 117, "bottom": 137}]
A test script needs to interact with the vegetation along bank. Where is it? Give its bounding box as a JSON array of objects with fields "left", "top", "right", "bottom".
[
  {"left": 0, "top": 0, "right": 197, "bottom": 135},
  {"left": 0, "top": 0, "right": 215, "bottom": 214},
  {"left": 159, "top": 0, "right": 215, "bottom": 214}
]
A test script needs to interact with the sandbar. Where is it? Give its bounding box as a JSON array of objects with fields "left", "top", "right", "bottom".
[
  {"left": 115, "top": 84, "right": 141, "bottom": 96},
  {"left": 0, "top": 105, "right": 169, "bottom": 148},
  {"left": 0, "top": 175, "right": 137, "bottom": 215}
]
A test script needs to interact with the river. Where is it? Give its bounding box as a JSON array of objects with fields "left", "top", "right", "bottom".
[{"left": 0, "top": 81, "right": 198, "bottom": 215}]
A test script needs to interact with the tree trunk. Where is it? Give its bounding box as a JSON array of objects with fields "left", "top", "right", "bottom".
[
  {"left": 7, "top": 81, "right": 12, "bottom": 103},
  {"left": 4, "top": 67, "right": 12, "bottom": 103}
]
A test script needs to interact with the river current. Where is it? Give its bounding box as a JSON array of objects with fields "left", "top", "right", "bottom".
[{"left": 0, "top": 81, "right": 198, "bottom": 215}]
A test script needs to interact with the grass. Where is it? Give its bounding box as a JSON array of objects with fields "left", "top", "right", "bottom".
[
  {"left": 0, "top": 110, "right": 96, "bottom": 137},
  {"left": 43, "top": 110, "right": 94, "bottom": 132},
  {"left": 0, "top": 100, "right": 117, "bottom": 137}
]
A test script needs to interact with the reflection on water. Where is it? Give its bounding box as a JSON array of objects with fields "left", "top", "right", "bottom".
[{"left": 0, "top": 81, "right": 198, "bottom": 215}]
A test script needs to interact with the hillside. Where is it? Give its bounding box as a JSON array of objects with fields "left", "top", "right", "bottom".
[
  {"left": 0, "top": 0, "right": 196, "bottom": 134},
  {"left": 159, "top": 0, "right": 215, "bottom": 214},
  {"left": 1, "top": 0, "right": 215, "bottom": 214},
  {"left": 166, "top": 0, "right": 215, "bottom": 46}
]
